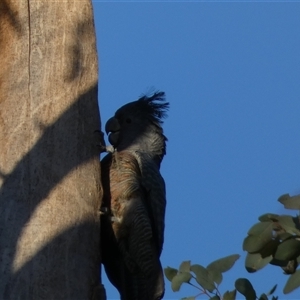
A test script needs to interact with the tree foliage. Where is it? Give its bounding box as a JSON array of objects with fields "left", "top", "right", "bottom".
[
  {"left": 164, "top": 255, "right": 277, "bottom": 300},
  {"left": 165, "top": 193, "right": 300, "bottom": 299},
  {"left": 243, "top": 193, "right": 300, "bottom": 294}
]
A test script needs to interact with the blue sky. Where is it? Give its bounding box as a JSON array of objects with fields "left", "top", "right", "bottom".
[{"left": 92, "top": 2, "right": 300, "bottom": 299}]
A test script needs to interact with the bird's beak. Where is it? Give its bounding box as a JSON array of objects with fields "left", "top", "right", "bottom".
[
  {"left": 105, "top": 117, "right": 120, "bottom": 135},
  {"left": 105, "top": 117, "right": 120, "bottom": 146}
]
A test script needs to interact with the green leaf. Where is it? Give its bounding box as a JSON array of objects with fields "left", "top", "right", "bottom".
[
  {"left": 243, "top": 222, "right": 273, "bottom": 254},
  {"left": 267, "top": 284, "right": 277, "bottom": 296},
  {"left": 248, "top": 222, "right": 273, "bottom": 237},
  {"left": 243, "top": 235, "right": 271, "bottom": 253},
  {"left": 277, "top": 232, "right": 293, "bottom": 241},
  {"left": 207, "top": 254, "right": 240, "bottom": 273},
  {"left": 278, "top": 193, "right": 300, "bottom": 210},
  {"left": 181, "top": 297, "right": 196, "bottom": 300},
  {"left": 269, "top": 258, "right": 289, "bottom": 267},
  {"left": 207, "top": 268, "right": 223, "bottom": 285},
  {"left": 258, "top": 213, "right": 279, "bottom": 222},
  {"left": 171, "top": 272, "right": 192, "bottom": 292},
  {"left": 190, "top": 264, "right": 216, "bottom": 292},
  {"left": 259, "top": 239, "right": 280, "bottom": 258},
  {"left": 277, "top": 215, "right": 300, "bottom": 235},
  {"left": 164, "top": 267, "right": 178, "bottom": 282},
  {"left": 235, "top": 278, "right": 256, "bottom": 300},
  {"left": 274, "top": 238, "right": 300, "bottom": 261},
  {"left": 283, "top": 269, "right": 300, "bottom": 294},
  {"left": 209, "top": 296, "right": 220, "bottom": 300},
  {"left": 258, "top": 293, "right": 268, "bottom": 300},
  {"left": 205, "top": 254, "right": 239, "bottom": 285},
  {"left": 179, "top": 260, "right": 191, "bottom": 272},
  {"left": 223, "top": 289, "right": 236, "bottom": 300},
  {"left": 245, "top": 252, "right": 272, "bottom": 273}
]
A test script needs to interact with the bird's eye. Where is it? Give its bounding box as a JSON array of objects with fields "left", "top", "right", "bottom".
[{"left": 126, "top": 118, "right": 132, "bottom": 124}]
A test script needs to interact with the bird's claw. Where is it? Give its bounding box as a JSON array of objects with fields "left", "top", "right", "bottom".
[
  {"left": 98, "top": 144, "right": 115, "bottom": 154},
  {"left": 94, "top": 130, "right": 115, "bottom": 153}
]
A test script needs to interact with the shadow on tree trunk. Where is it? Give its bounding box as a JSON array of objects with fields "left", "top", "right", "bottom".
[{"left": 0, "top": 85, "right": 104, "bottom": 299}]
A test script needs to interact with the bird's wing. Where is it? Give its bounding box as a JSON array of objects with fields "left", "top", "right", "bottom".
[{"left": 133, "top": 151, "right": 166, "bottom": 256}]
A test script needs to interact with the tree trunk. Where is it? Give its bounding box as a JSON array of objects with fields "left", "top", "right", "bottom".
[{"left": 0, "top": 1, "right": 105, "bottom": 299}]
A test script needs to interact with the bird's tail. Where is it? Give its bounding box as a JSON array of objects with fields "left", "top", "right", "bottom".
[{"left": 120, "top": 259, "right": 164, "bottom": 300}]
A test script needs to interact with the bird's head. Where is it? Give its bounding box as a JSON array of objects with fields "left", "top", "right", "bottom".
[{"left": 105, "top": 91, "right": 169, "bottom": 163}]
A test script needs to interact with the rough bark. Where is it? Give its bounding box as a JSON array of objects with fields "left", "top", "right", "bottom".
[{"left": 0, "top": 1, "right": 105, "bottom": 299}]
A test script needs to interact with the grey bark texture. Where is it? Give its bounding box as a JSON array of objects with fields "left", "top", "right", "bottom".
[{"left": 0, "top": 1, "right": 105, "bottom": 299}]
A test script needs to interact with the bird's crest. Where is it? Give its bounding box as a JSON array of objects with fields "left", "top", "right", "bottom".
[{"left": 136, "top": 91, "right": 169, "bottom": 124}]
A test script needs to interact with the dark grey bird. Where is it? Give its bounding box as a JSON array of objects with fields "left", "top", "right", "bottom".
[{"left": 100, "top": 91, "right": 169, "bottom": 300}]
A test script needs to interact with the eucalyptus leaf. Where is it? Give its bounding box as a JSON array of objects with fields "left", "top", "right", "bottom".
[
  {"left": 190, "top": 264, "right": 215, "bottom": 292},
  {"left": 179, "top": 261, "right": 191, "bottom": 272},
  {"left": 259, "top": 239, "right": 280, "bottom": 258},
  {"left": 205, "top": 254, "right": 240, "bottom": 285},
  {"left": 283, "top": 269, "right": 300, "bottom": 294},
  {"left": 258, "top": 213, "right": 280, "bottom": 222},
  {"left": 164, "top": 266, "right": 178, "bottom": 282},
  {"left": 207, "top": 254, "right": 240, "bottom": 273},
  {"left": 243, "top": 235, "right": 270, "bottom": 253},
  {"left": 248, "top": 222, "right": 273, "bottom": 237},
  {"left": 267, "top": 284, "right": 277, "bottom": 296},
  {"left": 278, "top": 215, "right": 300, "bottom": 235},
  {"left": 207, "top": 268, "right": 223, "bottom": 285},
  {"left": 245, "top": 252, "right": 272, "bottom": 273},
  {"left": 223, "top": 289, "right": 236, "bottom": 300},
  {"left": 274, "top": 238, "right": 300, "bottom": 261},
  {"left": 235, "top": 278, "right": 256, "bottom": 300},
  {"left": 278, "top": 194, "right": 291, "bottom": 204},
  {"left": 278, "top": 193, "right": 300, "bottom": 210},
  {"left": 269, "top": 258, "right": 290, "bottom": 267},
  {"left": 171, "top": 272, "right": 192, "bottom": 292},
  {"left": 277, "top": 232, "right": 293, "bottom": 241},
  {"left": 258, "top": 293, "right": 268, "bottom": 300}
]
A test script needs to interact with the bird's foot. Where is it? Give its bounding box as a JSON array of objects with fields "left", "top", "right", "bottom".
[{"left": 94, "top": 130, "right": 115, "bottom": 153}]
